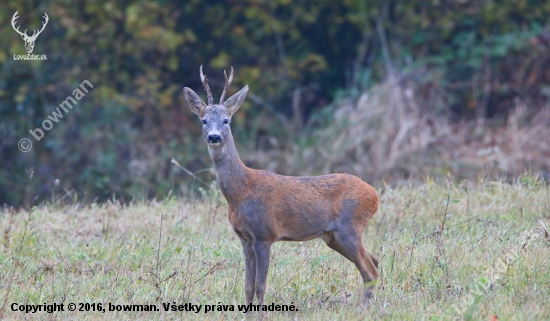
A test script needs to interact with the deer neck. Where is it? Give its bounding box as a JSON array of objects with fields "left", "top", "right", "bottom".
[{"left": 208, "top": 133, "right": 248, "bottom": 200}]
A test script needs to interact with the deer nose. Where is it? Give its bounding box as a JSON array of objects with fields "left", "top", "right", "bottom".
[{"left": 207, "top": 134, "right": 222, "bottom": 144}]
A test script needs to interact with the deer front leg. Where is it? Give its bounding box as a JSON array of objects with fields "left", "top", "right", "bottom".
[
  {"left": 253, "top": 240, "right": 272, "bottom": 306},
  {"left": 238, "top": 236, "right": 256, "bottom": 305}
]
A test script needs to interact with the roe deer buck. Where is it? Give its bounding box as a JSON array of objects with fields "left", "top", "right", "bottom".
[{"left": 183, "top": 66, "right": 379, "bottom": 308}]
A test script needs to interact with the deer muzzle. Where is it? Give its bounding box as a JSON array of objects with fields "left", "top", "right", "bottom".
[{"left": 207, "top": 134, "right": 222, "bottom": 144}]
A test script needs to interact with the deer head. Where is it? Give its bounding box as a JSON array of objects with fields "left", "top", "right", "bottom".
[
  {"left": 184, "top": 66, "right": 248, "bottom": 147},
  {"left": 12, "top": 11, "right": 49, "bottom": 54}
]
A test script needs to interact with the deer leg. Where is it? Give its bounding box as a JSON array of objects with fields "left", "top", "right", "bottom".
[
  {"left": 253, "top": 240, "right": 271, "bottom": 306},
  {"left": 370, "top": 254, "right": 379, "bottom": 268},
  {"left": 360, "top": 245, "right": 379, "bottom": 303},
  {"left": 325, "top": 231, "right": 378, "bottom": 304},
  {"left": 238, "top": 235, "right": 256, "bottom": 305}
]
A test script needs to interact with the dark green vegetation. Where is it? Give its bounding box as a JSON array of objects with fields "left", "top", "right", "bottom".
[
  {"left": 1, "top": 1, "right": 550, "bottom": 206},
  {"left": 0, "top": 180, "right": 548, "bottom": 320}
]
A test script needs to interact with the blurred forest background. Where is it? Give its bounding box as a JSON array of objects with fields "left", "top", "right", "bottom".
[{"left": 1, "top": 0, "right": 550, "bottom": 207}]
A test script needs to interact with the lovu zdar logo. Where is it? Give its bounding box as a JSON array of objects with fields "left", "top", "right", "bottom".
[{"left": 11, "top": 11, "right": 48, "bottom": 60}]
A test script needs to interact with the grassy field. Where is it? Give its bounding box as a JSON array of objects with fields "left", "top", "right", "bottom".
[{"left": 0, "top": 178, "right": 549, "bottom": 320}]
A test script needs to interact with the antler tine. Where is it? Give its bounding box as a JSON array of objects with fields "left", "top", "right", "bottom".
[
  {"left": 219, "top": 66, "right": 234, "bottom": 104},
  {"left": 11, "top": 11, "right": 27, "bottom": 37},
  {"left": 11, "top": 11, "right": 18, "bottom": 25},
  {"left": 199, "top": 65, "right": 214, "bottom": 105},
  {"left": 33, "top": 13, "right": 49, "bottom": 37}
]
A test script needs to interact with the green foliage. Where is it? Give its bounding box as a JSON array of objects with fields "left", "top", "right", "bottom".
[{"left": 1, "top": 0, "right": 550, "bottom": 206}]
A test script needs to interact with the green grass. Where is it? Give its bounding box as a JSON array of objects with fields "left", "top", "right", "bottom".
[{"left": 1, "top": 178, "right": 549, "bottom": 320}]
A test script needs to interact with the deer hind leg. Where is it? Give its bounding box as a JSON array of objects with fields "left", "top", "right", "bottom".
[
  {"left": 370, "top": 254, "right": 379, "bottom": 268},
  {"left": 325, "top": 231, "right": 378, "bottom": 304}
]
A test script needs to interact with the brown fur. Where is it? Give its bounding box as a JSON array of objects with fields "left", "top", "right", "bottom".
[
  {"left": 183, "top": 68, "right": 379, "bottom": 313},
  {"left": 227, "top": 168, "right": 378, "bottom": 243}
]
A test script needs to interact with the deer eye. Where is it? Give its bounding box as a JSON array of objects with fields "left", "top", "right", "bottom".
[
  {"left": 223, "top": 119, "right": 229, "bottom": 124},
  {"left": 202, "top": 119, "right": 207, "bottom": 125}
]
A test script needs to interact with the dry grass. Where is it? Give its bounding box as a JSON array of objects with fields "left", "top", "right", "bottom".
[
  {"left": 247, "top": 79, "right": 550, "bottom": 183},
  {"left": 0, "top": 178, "right": 549, "bottom": 320}
]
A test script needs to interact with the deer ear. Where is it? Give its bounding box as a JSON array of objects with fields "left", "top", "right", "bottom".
[
  {"left": 223, "top": 85, "right": 248, "bottom": 117},
  {"left": 183, "top": 87, "right": 207, "bottom": 118}
]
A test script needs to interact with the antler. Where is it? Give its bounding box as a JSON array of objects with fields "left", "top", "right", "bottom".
[
  {"left": 11, "top": 11, "right": 28, "bottom": 38},
  {"left": 199, "top": 65, "right": 214, "bottom": 105},
  {"left": 219, "top": 66, "right": 234, "bottom": 104},
  {"left": 11, "top": 11, "right": 49, "bottom": 40},
  {"left": 30, "top": 13, "right": 49, "bottom": 40}
]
